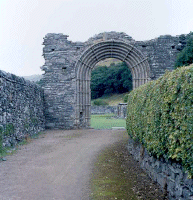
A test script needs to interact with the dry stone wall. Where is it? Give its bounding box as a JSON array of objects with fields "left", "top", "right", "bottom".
[
  {"left": 127, "top": 138, "right": 193, "bottom": 200},
  {"left": 91, "top": 106, "right": 117, "bottom": 115},
  {"left": 41, "top": 32, "right": 182, "bottom": 129},
  {"left": 0, "top": 70, "right": 45, "bottom": 147},
  {"left": 91, "top": 104, "right": 127, "bottom": 118}
]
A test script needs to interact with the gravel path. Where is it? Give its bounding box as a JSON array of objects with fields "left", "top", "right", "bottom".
[
  {"left": 0, "top": 129, "right": 164, "bottom": 200},
  {"left": 0, "top": 129, "right": 127, "bottom": 200}
]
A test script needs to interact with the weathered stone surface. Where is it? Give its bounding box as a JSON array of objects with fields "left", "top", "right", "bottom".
[
  {"left": 91, "top": 106, "right": 117, "bottom": 115},
  {"left": 0, "top": 32, "right": 184, "bottom": 132},
  {"left": 117, "top": 103, "right": 127, "bottom": 118},
  {"left": 127, "top": 138, "right": 193, "bottom": 200},
  {"left": 41, "top": 31, "right": 181, "bottom": 129},
  {"left": 0, "top": 32, "right": 192, "bottom": 199},
  {"left": 0, "top": 70, "right": 45, "bottom": 147}
]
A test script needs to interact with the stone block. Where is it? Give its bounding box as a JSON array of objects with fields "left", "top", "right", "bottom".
[
  {"left": 0, "top": 70, "right": 45, "bottom": 147},
  {"left": 182, "top": 186, "right": 192, "bottom": 199},
  {"left": 175, "top": 184, "right": 183, "bottom": 198}
]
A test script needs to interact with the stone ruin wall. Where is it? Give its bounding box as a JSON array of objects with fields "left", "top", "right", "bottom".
[
  {"left": 91, "top": 106, "right": 117, "bottom": 115},
  {"left": 128, "top": 138, "right": 193, "bottom": 200},
  {"left": 0, "top": 31, "right": 191, "bottom": 198},
  {"left": 41, "top": 31, "right": 182, "bottom": 129},
  {"left": 0, "top": 31, "right": 184, "bottom": 138},
  {"left": 0, "top": 70, "right": 45, "bottom": 147},
  {"left": 90, "top": 104, "right": 127, "bottom": 118}
]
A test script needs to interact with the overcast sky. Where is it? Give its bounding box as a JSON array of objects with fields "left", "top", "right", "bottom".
[{"left": 0, "top": 0, "right": 193, "bottom": 76}]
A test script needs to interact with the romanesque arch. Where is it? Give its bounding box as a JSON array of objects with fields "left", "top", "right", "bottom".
[{"left": 75, "top": 40, "right": 150, "bottom": 127}]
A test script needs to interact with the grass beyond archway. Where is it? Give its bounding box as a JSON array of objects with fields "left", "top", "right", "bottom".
[{"left": 91, "top": 114, "right": 126, "bottom": 129}]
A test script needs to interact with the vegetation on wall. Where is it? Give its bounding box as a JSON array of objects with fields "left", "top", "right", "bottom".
[
  {"left": 175, "top": 32, "right": 193, "bottom": 68},
  {"left": 4, "top": 124, "right": 14, "bottom": 136},
  {"left": 0, "top": 124, "right": 15, "bottom": 154},
  {"left": 91, "top": 62, "right": 132, "bottom": 99},
  {"left": 126, "top": 65, "right": 193, "bottom": 177}
]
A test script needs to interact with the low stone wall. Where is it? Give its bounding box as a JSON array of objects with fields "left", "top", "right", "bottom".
[
  {"left": 127, "top": 138, "right": 193, "bottom": 200},
  {"left": 91, "top": 105, "right": 127, "bottom": 118},
  {"left": 0, "top": 70, "right": 45, "bottom": 147},
  {"left": 117, "top": 103, "right": 127, "bottom": 118},
  {"left": 91, "top": 106, "right": 117, "bottom": 115}
]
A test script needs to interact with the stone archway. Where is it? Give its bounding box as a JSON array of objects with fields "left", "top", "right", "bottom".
[{"left": 75, "top": 40, "right": 150, "bottom": 127}]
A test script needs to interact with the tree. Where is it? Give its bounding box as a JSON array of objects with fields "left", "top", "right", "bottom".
[
  {"left": 175, "top": 32, "right": 193, "bottom": 68},
  {"left": 91, "top": 62, "right": 132, "bottom": 99}
]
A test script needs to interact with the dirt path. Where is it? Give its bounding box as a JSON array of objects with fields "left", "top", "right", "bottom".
[
  {"left": 0, "top": 129, "right": 127, "bottom": 199},
  {"left": 0, "top": 129, "right": 164, "bottom": 200}
]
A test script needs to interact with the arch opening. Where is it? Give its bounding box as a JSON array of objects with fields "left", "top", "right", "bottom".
[
  {"left": 91, "top": 59, "right": 132, "bottom": 100},
  {"left": 75, "top": 40, "right": 150, "bottom": 128}
]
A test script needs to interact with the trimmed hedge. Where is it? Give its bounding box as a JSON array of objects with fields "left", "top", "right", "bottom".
[{"left": 126, "top": 65, "right": 193, "bottom": 177}]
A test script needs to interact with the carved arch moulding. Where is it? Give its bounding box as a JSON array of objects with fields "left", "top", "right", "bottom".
[
  {"left": 41, "top": 32, "right": 179, "bottom": 129},
  {"left": 75, "top": 40, "right": 150, "bottom": 127}
]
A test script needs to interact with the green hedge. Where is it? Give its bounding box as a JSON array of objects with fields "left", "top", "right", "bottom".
[{"left": 126, "top": 65, "right": 193, "bottom": 177}]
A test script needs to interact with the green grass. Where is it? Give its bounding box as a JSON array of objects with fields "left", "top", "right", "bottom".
[
  {"left": 91, "top": 93, "right": 128, "bottom": 106},
  {"left": 90, "top": 136, "right": 138, "bottom": 200},
  {"left": 96, "top": 58, "right": 121, "bottom": 67},
  {"left": 91, "top": 114, "right": 126, "bottom": 129},
  {"left": 0, "top": 146, "right": 17, "bottom": 158}
]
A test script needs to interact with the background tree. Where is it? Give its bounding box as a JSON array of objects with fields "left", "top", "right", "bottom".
[
  {"left": 175, "top": 32, "right": 193, "bottom": 68},
  {"left": 91, "top": 62, "right": 132, "bottom": 99}
]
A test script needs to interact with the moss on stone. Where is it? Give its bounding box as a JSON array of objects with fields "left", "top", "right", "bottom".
[{"left": 4, "top": 124, "right": 14, "bottom": 136}]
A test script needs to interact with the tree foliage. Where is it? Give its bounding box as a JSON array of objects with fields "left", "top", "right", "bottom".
[
  {"left": 91, "top": 62, "right": 132, "bottom": 99},
  {"left": 175, "top": 32, "right": 193, "bottom": 68}
]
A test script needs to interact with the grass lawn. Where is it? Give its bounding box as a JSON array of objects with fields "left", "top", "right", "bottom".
[
  {"left": 91, "top": 93, "right": 128, "bottom": 106},
  {"left": 90, "top": 114, "right": 126, "bottom": 129}
]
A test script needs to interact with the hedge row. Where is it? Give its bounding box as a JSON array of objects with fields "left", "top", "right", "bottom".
[{"left": 126, "top": 65, "right": 193, "bottom": 177}]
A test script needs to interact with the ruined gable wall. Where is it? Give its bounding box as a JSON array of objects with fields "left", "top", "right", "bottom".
[
  {"left": 41, "top": 32, "right": 181, "bottom": 129},
  {"left": 136, "top": 35, "right": 180, "bottom": 79},
  {"left": 41, "top": 34, "right": 82, "bottom": 129}
]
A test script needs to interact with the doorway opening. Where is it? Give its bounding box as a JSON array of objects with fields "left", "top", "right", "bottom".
[{"left": 75, "top": 40, "right": 150, "bottom": 128}]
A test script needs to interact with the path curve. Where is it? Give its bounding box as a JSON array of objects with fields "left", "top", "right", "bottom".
[{"left": 0, "top": 129, "right": 127, "bottom": 200}]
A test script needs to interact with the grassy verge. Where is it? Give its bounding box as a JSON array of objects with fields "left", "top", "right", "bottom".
[
  {"left": 90, "top": 135, "right": 137, "bottom": 200},
  {"left": 91, "top": 114, "right": 126, "bottom": 129},
  {"left": 90, "top": 133, "right": 166, "bottom": 200}
]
